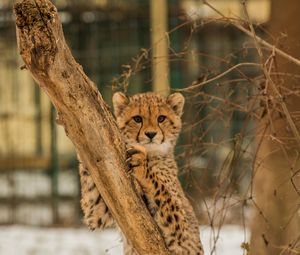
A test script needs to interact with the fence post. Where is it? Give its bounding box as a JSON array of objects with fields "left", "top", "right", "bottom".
[{"left": 150, "top": 0, "right": 170, "bottom": 95}]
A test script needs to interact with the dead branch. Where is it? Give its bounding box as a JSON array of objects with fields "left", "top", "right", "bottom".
[
  {"left": 240, "top": 1, "right": 300, "bottom": 146},
  {"left": 203, "top": 0, "right": 300, "bottom": 67},
  {"left": 13, "top": 0, "right": 170, "bottom": 254},
  {"left": 177, "top": 62, "right": 260, "bottom": 92}
]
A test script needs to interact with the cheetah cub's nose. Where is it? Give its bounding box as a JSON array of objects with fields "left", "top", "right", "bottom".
[{"left": 145, "top": 131, "right": 157, "bottom": 139}]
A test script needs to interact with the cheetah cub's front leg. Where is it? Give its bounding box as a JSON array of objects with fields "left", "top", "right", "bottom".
[
  {"left": 126, "top": 145, "right": 148, "bottom": 183},
  {"left": 126, "top": 145, "right": 156, "bottom": 202},
  {"left": 126, "top": 145, "right": 203, "bottom": 255}
]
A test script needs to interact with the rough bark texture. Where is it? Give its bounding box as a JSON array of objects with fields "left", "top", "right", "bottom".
[
  {"left": 250, "top": 1, "right": 300, "bottom": 254},
  {"left": 13, "top": 1, "right": 170, "bottom": 254}
]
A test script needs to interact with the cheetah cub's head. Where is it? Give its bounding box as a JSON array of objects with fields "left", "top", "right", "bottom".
[{"left": 112, "top": 92, "right": 184, "bottom": 156}]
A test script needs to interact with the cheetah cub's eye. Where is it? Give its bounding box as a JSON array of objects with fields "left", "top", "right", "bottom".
[
  {"left": 157, "top": 115, "right": 166, "bottom": 123},
  {"left": 133, "top": 115, "right": 143, "bottom": 123}
]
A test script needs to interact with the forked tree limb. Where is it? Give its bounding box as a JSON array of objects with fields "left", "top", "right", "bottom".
[{"left": 13, "top": 1, "right": 170, "bottom": 254}]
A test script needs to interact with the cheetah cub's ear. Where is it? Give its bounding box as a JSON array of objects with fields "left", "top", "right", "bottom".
[
  {"left": 112, "top": 92, "right": 129, "bottom": 117},
  {"left": 167, "top": 93, "right": 185, "bottom": 116}
]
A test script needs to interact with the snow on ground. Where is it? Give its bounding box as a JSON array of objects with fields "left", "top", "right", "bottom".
[{"left": 0, "top": 225, "right": 248, "bottom": 255}]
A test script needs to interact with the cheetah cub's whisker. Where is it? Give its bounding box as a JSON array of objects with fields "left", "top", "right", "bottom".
[{"left": 79, "top": 92, "right": 204, "bottom": 255}]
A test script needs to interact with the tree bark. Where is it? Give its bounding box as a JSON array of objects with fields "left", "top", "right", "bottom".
[{"left": 13, "top": 1, "right": 170, "bottom": 254}]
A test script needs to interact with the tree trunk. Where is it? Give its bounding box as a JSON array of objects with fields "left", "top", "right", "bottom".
[
  {"left": 250, "top": 1, "right": 300, "bottom": 254},
  {"left": 13, "top": 1, "right": 171, "bottom": 254}
]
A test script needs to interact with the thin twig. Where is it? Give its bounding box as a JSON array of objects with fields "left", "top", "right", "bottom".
[{"left": 176, "top": 62, "right": 261, "bottom": 92}]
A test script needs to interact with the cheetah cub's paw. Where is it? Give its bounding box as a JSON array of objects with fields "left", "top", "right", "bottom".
[{"left": 126, "top": 145, "right": 147, "bottom": 179}]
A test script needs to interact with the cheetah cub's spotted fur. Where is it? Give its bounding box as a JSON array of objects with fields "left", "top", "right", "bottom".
[{"left": 79, "top": 92, "right": 204, "bottom": 255}]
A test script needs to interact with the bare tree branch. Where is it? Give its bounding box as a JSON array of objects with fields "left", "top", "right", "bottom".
[{"left": 203, "top": 0, "right": 300, "bottom": 67}]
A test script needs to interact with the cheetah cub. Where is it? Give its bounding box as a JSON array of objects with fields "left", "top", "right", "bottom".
[{"left": 79, "top": 92, "right": 204, "bottom": 255}]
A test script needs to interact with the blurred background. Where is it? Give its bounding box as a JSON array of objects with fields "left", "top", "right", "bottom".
[{"left": 0, "top": 0, "right": 299, "bottom": 255}]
